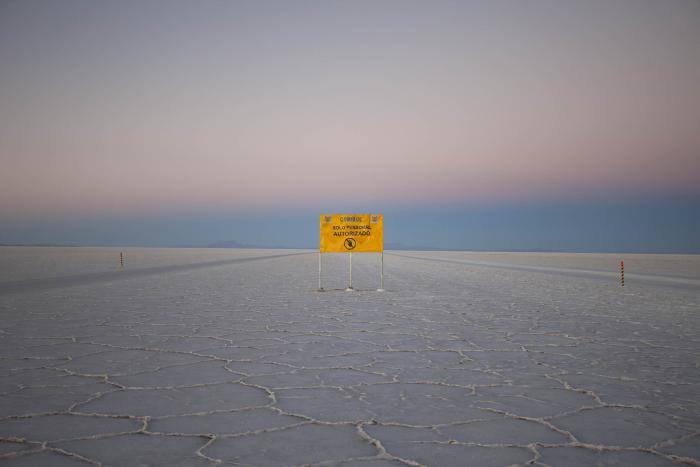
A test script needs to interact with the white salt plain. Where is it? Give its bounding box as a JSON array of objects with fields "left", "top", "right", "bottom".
[{"left": 0, "top": 247, "right": 698, "bottom": 466}]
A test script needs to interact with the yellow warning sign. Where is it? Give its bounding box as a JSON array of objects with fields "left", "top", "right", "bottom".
[{"left": 319, "top": 214, "right": 383, "bottom": 253}]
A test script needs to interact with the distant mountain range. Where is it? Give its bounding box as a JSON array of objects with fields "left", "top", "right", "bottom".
[
  {"left": 0, "top": 243, "right": 78, "bottom": 247},
  {"left": 182, "top": 240, "right": 301, "bottom": 249},
  {"left": 186, "top": 241, "right": 441, "bottom": 250}
]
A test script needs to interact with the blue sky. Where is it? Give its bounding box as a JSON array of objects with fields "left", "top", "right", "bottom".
[{"left": 2, "top": 194, "right": 698, "bottom": 253}]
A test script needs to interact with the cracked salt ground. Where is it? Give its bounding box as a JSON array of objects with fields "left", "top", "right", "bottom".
[{"left": 0, "top": 249, "right": 699, "bottom": 466}]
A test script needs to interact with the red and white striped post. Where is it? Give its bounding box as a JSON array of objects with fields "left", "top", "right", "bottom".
[{"left": 620, "top": 260, "right": 624, "bottom": 287}]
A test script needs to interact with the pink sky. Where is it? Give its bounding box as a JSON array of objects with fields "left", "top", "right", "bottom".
[{"left": 1, "top": 0, "right": 699, "bottom": 219}]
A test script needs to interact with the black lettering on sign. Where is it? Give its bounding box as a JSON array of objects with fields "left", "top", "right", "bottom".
[{"left": 333, "top": 231, "right": 371, "bottom": 237}]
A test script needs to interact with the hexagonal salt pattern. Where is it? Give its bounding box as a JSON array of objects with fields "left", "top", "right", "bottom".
[{"left": 0, "top": 249, "right": 698, "bottom": 466}]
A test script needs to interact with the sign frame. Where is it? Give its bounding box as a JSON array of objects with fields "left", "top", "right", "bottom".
[{"left": 318, "top": 213, "right": 384, "bottom": 292}]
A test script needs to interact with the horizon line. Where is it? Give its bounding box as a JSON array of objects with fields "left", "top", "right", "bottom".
[{"left": 1, "top": 242, "right": 698, "bottom": 255}]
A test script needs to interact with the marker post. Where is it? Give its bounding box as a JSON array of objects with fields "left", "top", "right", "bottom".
[
  {"left": 620, "top": 260, "right": 624, "bottom": 287},
  {"left": 318, "top": 252, "right": 323, "bottom": 291},
  {"left": 378, "top": 252, "right": 384, "bottom": 291}
]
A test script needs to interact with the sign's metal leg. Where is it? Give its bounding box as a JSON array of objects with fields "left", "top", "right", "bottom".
[
  {"left": 318, "top": 252, "right": 323, "bottom": 291},
  {"left": 346, "top": 252, "right": 354, "bottom": 291},
  {"left": 378, "top": 251, "right": 384, "bottom": 291}
]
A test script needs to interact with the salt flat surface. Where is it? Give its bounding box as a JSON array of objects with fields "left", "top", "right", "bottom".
[
  {"left": 0, "top": 248, "right": 698, "bottom": 466},
  {"left": 0, "top": 246, "right": 294, "bottom": 282},
  {"left": 410, "top": 251, "right": 699, "bottom": 278}
]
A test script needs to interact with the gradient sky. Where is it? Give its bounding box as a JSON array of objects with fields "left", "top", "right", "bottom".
[{"left": 1, "top": 0, "right": 699, "bottom": 251}]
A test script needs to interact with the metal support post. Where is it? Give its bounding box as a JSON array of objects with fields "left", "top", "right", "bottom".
[
  {"left": 346, "top": 252, "right": 354, "bottom": 291},
  {"left": 318, "top": 252, "right": 323, "bottom": 291},
  {"left": 378, "top": 252, "right": 384, "bottom": 291}
]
